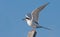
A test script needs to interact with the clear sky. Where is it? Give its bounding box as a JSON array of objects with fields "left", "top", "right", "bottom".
[{"left": 0, "top": 0, "right": 60, "bottom": 37}]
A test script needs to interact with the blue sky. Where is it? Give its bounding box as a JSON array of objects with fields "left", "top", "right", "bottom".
[{"left": 0, "top": 0, "right": 60, "bottom": 37}]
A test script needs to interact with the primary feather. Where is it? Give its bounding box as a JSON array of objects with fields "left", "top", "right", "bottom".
[{"left": 31, "top": 3, "right": 49, "bottom": 22}]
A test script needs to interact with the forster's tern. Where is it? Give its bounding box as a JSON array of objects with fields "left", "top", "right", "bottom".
[{"left": 23, "top": 3, "right": 51, "bottom": 30}]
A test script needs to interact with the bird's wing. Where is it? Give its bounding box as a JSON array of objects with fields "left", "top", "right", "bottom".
[{"left": 31, "top": 3, "right": 49, "bottom": 22}]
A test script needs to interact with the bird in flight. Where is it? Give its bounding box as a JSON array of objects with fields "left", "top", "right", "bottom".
[{"left": 23, "top": 3, "right": 51, "bottom": 30}]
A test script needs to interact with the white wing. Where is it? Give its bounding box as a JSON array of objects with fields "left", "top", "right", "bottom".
[{"left": 31, "top": 3, "right": 49, "bottom": 22}]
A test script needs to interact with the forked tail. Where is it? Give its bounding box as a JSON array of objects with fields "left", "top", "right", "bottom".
[{"left": 37, "top": 26, "right": 51, "bottom": 30}]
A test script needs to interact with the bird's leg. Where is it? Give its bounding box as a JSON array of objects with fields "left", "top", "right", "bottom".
[{"left": 32, "top": 26, "right": 36, "bottom": 31}]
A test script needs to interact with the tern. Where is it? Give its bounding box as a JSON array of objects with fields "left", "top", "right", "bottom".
[{"left": 23, "top": 3, "right": 51, "bottom": 30}]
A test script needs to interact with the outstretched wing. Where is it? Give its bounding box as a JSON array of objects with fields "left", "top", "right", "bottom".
[{"left": 31, "top": 3, "right": 49, "bottom": 22}]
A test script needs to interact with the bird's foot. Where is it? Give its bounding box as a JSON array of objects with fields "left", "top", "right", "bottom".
[{"left": 31, "top": 28, "right": 36, "bottom": 31}]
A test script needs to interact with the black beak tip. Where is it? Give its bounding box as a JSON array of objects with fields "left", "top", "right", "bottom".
[{"left": 22, "top": 18, "right": 25, "bottom": 21}]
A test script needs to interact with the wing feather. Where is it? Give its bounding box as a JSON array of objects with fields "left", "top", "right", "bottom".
[{"left": 31, "top": 3, "right": 49, "bottom": 22}]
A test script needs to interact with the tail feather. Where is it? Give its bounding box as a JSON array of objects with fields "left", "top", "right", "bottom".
[{"left": 37, "top": 26, "right": 51, "bottom": 30}]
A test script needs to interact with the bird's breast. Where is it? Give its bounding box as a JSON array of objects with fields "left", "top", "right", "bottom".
[{"left": 26, "top": 20, "right": 32, "bottom": 26}]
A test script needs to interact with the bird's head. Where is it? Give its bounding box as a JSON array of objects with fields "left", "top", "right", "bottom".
[
  {"left": 22, "top": 14, "right": 31, "bottom": 22},
  {"left": 22, "top": 17, "right": 30, "bottom": 21}
]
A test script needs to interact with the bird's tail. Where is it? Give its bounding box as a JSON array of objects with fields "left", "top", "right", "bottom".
[{"left": 37, "top": 26, "right": 51, "bottom": 30}]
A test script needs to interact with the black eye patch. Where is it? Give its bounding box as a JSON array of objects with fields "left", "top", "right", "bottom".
[{"left": 26, "top": 18, "right": 29, "bottom": 19}]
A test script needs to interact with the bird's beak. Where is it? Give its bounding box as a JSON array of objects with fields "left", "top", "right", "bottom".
[{"left": 22, "top": 18, "right": 26, "bottom": 21}]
